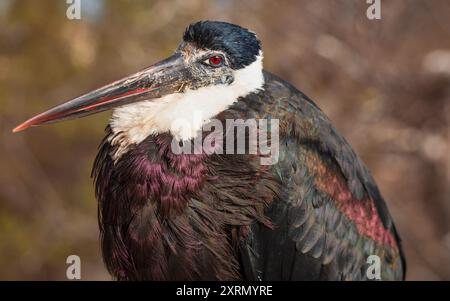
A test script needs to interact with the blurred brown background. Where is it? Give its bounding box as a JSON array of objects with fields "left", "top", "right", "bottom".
[{"left": 0, "top": 0, "right": 449, "bottom": 280}]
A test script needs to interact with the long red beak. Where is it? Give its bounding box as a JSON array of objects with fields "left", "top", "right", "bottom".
[{"left": 13, "top": 53, "right": 187, "bottom": 133}]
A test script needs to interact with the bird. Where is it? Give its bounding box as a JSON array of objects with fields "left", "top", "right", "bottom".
[{"left": 13, "top": 21, "right": 405, "bottom": 281}]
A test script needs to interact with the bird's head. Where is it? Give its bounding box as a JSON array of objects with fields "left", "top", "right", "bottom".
[{"left": 13, "top": 21, "right": 264, "bottom": 145}]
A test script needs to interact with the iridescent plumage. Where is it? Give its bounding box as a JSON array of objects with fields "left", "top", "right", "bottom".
[{"left": 93, "top": 71, "right": 405, "bottom": 280}]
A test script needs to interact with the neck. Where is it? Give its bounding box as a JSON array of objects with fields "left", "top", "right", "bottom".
[{"left": 108, "top": 52, "right": 264, "bottom": 161}]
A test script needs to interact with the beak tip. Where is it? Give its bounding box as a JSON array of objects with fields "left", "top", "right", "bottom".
[
  {"left": 12, "top": 123, "right": 30, "bottom": 133},
  {"left": 12, "top": 126, "right": 23, "bottom": 133}
]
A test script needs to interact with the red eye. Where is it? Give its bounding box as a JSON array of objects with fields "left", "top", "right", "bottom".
[{"left": 208, "top": 55, "right": 222, "bottom": 66}]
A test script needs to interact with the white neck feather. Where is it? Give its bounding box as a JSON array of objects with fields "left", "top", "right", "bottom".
[{"left": 109, "top": 52, "right": 264, "bottom": 160}]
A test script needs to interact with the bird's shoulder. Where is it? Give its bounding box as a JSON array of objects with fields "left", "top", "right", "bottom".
[{"left": 237, "top": 71, "right": 405, "bottom": 280}]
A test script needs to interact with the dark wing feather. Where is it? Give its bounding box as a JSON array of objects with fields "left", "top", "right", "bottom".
[{"left": 239, "top": 71, "right": 405, "bottom": 280}]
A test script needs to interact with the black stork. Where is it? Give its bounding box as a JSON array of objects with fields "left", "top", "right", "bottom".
[{"left": 13, "top": 21, "right": 405, "bottom": 280}]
